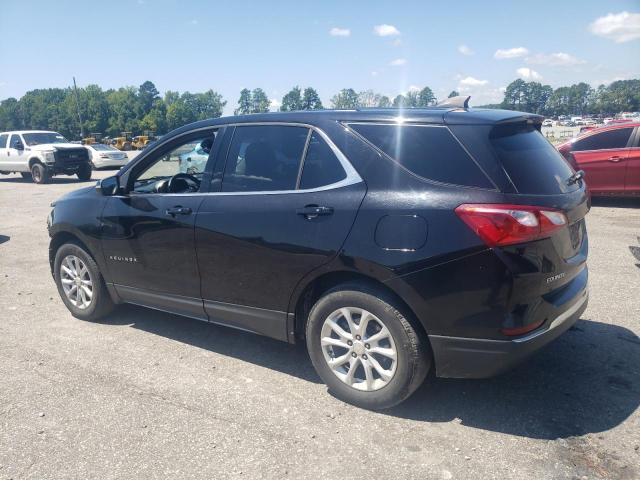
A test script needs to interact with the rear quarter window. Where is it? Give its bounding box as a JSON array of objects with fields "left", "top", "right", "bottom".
[
  {"left": 490, "top": 124, "right": 577, "bottom": 195},
  {"left": 348, "top": 123, "right": 494, "bottom": 189}
]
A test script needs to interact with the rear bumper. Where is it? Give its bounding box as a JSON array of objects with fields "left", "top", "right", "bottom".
[
  {"left": 93, "top": 158, "right": 128, "bottom": 169},
  {"left": 430, "top": 287, "right": 588, "bottom": 378}
]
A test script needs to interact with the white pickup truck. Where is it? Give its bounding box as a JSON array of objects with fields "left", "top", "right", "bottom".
[{"left": 0, "top": 130, "right": 92, "bottom": 184}]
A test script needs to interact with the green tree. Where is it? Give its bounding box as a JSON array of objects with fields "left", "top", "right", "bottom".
[
  {"left": 251, "top": 88, "right": 270, "bottom": 113},
  {"left": 501, "top": 79, "right": 528, "bottom": 110},
  {"left": 418, "top": 86, "right": 436, "bottom": 106},
  {"left": 357, "top": 90, "right": 382, "bottom": 108},
  {"left": 392, "top": 94, "right": 406, "bottom": 107},
  {"left": 448, "top": 90, "right": 460, "bottom": 98},
  {"left": 138, "top": 81, "right": 160, "bottom": 114},
  {"left": 0, "top": 98, "right": 22, "bottom": 130},
  {"left": 331, "top": 88, "right": 359, "bottom": 109},
  {"left": 280, "top": 86, "right": 303, "bottom": 111},
  {"left": 301, "top": 87, "right": 323, "bottom": 110},
  {"left": 235, "top": 88, "right": 252, "bottom": 115},
  {"left": 378, "top": 96, "right": 391, "bottom": 107}
]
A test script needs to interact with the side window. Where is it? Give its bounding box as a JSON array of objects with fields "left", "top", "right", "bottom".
[
  {"left": 349, "top": 123, "right": 493, "bottom": 188},
  {"left": 9, "top": 134, "right": 22, "bottom": 149},
  {"left": 131, "top": 133, "right": 216, "bottom": 194},
  {"left": 0, "top": 134, "right": 8, "bottom": 148},
  {"left": 572, "top": 128, "right": 633, "bottom": 152},
  {"left": 222, "top": 125, "right": 308, "bottom": 192},
  {"left": 299, "top": 132, "right": 347, "bottom": 189}
]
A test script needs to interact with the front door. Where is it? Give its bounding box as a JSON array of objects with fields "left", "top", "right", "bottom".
[
  {"left": 100, "top": 130, "right": 218, "bottom": 320},
  {"left": 195, "top": 125, "right": 366, "bottom": 340},
  {"left": 7, "top": 134, "right": 26, "bottom": 171}
]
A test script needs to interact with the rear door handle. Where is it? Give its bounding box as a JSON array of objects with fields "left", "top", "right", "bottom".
[
  {"left": 296, "top": 205, "right": 334, "bottom": 219},
  {"left": 165, "top": 206, "right": 192, "bottom": 216},
  {"left": 608, "top": 156, "right": 622, "bottom": 162}
]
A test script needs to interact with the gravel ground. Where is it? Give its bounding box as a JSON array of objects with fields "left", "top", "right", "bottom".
[{"left": 0, "top": 170, "right": 639, "bottom": 480}]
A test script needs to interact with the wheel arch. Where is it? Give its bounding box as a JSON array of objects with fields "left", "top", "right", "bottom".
[
  {"left": 28, "top": 157, "right": 43, "bottom": 169},
  {"left": 291, "top": 270, "right": 428, "bottom": 342},
  {"left": 49, "top": 230, "right": 93, "bottom": 275}
]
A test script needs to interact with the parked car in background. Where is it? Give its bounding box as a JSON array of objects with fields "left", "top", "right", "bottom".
[
  {"left": 542, "top": 119, "right": 554, "bottom": 127},
  {"left": 0, "top": 130, "right": 91, "bottom": 184},
  {"left": 603, "top": 117, "right": 614, "bottom": 124},
  {"left": 557, "top": 122, "right": 640, "bottom": 196},
  {"left": 48, "top": 103, "right": 590, "bottom": 409},
  {"left": 85, "top": 144, "right": 129, "bottom": 170}
]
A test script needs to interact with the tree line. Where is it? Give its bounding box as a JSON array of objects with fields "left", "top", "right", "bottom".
[{"left": 0, "top": 79, "right": 638, "bottom": 139}]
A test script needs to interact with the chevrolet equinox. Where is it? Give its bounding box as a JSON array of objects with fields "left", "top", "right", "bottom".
[{"left": 48, "top": 97, "right": 589, "bottom": 409}]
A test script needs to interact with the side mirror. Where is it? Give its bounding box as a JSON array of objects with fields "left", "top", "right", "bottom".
[{"left": 96, "top": 175, "right": 120, "bottom": 196}]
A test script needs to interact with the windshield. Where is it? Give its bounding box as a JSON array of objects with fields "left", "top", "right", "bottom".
[
  {"left": 22, "top": 132, "right": 68, "bottom": 146},
  {"left": 92, "top": 144, "right": 118, "bottom": 151}
]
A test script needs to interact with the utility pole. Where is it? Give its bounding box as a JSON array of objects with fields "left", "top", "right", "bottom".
[{"left": 72, "top": 77, "right": 84, "bottom": 138}]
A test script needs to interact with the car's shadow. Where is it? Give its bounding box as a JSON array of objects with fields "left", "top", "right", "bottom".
[
  {"left": 99, "top": 306, "right": 639, "bottom": 440},
  {"left": 0, "top": 176, "right": 95, "bottom": 184},
  {"left": 590, "top": 196, "right": 640, "bottom": 209}
]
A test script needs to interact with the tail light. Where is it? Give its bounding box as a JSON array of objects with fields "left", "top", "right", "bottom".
[{"left": 455, "top": 204, "right": 567, "bottom": 247}]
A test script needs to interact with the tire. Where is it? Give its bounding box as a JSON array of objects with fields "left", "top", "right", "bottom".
[
  {"left": 77, "top": 163, "right": 92, "bottom": 181},
  {"left": 20, "top": 172, "right": 32, "bottom": 180},
  {"left": 31, "top": 162, "right": 50, "bottom": 184},
  {"left": 53, "top": 242, "right": 115, "bottom": 321},
  {"left": 306, "top": 284, "right": 431, "bottom": 410}
]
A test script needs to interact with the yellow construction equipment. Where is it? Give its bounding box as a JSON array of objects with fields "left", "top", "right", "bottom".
[
  {"left": 131, "top": 131, "right": 156, "bottom": 150},
  {"left": 113, "top": 132, "right": 133, "bottom": 151}
]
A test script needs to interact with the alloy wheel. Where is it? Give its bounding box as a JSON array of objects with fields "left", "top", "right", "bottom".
[
  {"left": 320, "top": 307, "right": 398, "bottom": 391},
  {"left": 60, "top": 255, "right": 93, "bottom": 309}
]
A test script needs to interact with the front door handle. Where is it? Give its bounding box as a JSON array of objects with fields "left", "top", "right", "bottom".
[
  {"left": 296, "top": 205, "right": 334, "bottom": 219},
  {"left": 608, "top": 156, "right": 622, "bottom": 162},
  {"left": 165, "top": 206, "right": 192, "bottom": 216}
]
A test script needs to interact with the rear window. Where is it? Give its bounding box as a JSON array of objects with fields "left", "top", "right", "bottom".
[
  {"left": 571, "top": 127, "right": 633, "bottom": 152},
  {"left": 490, "top": 124, "right": 577, "bottom": 195},
  {"left": 348, "top": 123, "right": 493, "bottom": 189}
]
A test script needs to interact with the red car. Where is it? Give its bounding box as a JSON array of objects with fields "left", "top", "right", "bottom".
[{"left": 557, "top": 122, "right": 640, "bottom": 196}]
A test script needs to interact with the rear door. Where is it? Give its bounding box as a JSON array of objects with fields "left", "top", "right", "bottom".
[
  {"left": 195, "top": 124, "right": 366, "bottom": 340},
  {"left": 625, "top": 127, "right": 640, "bottom": 194},
  {"left": 569, "top": 127, "right": 634, "bottom": 194}
]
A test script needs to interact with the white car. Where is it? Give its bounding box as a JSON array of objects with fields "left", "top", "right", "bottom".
[
  {"left": 85, "top": 144, "right": 129, "bottom": 169},
  {"left": 542, "top": 119, "right": 554, "bottom": 127},
  {"left": 178, "top": 140, "right": 212, "bottom": 174}
]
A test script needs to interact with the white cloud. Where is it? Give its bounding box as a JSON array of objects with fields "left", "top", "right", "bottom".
[
  {"left": 329, "top": 27, "right": 351, "bottom": 37},
  {"left": 516, "top": 67, "right": 542, "bottom": 80},
  {"left": 371, "top": 71, "right": 378, "bottom": 77},
  {"left": 389, "top": 58, "right": 407, "bottom": 66},
  {"left": 407, "top": 85, "right": 421, "bottom": 92},
  {"left": 494, "top": 47, "right": 529, "bottom": 59},
  {"left": 459, "top": 76, "right": 488, "bottom": 87},
  {"left": 526, "top": 52, "right": 585, "bottom": 66},
  {"left": 269, "top": 98, "right": 281, "bottom": 110},
  {"left": 589, "top": 11, "right": 640, "bottom": 43},
  {"left": 374, "top": 24, "right": 401, "bottom": 37},
  {"left": 0, "top": 82, "right": 5, "bottom": 88},
  {"left": 458, "top": 44, "right": 474, "bottom": 56}
]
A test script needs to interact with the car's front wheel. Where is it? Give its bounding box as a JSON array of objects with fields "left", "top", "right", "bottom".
[
  {"left": 54, "top": 242, "right": 115, "bottom": 320},
  {"left": 31, "top": 163, "right": 50, "bottom": 184},
  {"left": 77, "top": 163, "right": 92, "bottom": 181},
  {"left": 306, "top": 284, "right": 431, "bottom": 410}
]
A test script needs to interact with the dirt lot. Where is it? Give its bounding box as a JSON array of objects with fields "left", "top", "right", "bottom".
[{"left": 0, "top": 171, "right": 639, "bottom": 479}]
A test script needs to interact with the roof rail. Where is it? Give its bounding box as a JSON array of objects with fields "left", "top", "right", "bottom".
[{"left": 436, "top": 95, "right": 471, "bottom": 109}]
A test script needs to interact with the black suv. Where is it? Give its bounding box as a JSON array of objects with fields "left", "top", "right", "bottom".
[{"left": 48, "top": 100, "right": 589, "bottom": 409}]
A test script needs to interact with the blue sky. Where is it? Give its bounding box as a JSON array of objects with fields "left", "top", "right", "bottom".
[{"left": 1, "top": 0, "right": 639, "bottom": 114}]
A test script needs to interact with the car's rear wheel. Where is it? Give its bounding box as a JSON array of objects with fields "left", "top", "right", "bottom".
[
  {"left": 54, "top": 243, "right": 115, "bottom": 320},
  {"left": 31, "top": 163, "right": 50, "bottom": 184},
  {"left": 306, "top": 285, "right": 430, "bottom": 409}
]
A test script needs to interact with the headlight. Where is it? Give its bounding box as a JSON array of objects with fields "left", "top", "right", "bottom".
[{"left": 43, "top": 151, "right": 55, "bottom": 163}]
